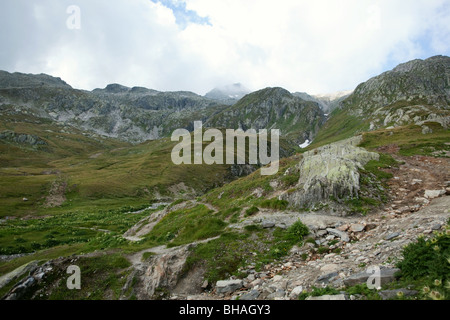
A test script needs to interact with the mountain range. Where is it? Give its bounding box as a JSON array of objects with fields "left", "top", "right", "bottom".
[{"left": 0, "top": 55, "right": 449, "bottom": 301}]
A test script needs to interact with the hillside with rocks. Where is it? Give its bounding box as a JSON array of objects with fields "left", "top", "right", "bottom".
[{"left": 0, "top": 56, "right": 449, "bottom": 301}]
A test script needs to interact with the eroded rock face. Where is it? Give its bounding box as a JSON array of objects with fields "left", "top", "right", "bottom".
[
  {"left": 132, "top": 245, "right": 193, "bottom": 299},
  {"left": 282, "top": 136, "right": 379, "bottom": 212}
]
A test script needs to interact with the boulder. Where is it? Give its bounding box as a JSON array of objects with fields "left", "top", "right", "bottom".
[
  {"left": 326, "top": 228, "right": 350, "bottom": 242},
  {"left": 343, "top": 268, "right": 400, "bottom": 287},
  {"left": 239, "top": 290, "right": 260, "bottom": 300},
  {"left": 424, "top": 190, "right": 446, "bottom": 199},
  {"left": 216, "top": 280, "right": 244, "bottom": 294}
]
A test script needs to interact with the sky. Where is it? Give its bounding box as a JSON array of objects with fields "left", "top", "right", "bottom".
[{"left": 0, "top": 0, "right": 449, "bottom": 95}]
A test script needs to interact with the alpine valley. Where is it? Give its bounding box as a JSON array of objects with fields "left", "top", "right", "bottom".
[{"left": 0, "top": 55, "right": 449, "bottom": 301}]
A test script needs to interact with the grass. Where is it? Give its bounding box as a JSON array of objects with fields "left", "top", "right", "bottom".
[
  {"left": 143, "top": 204, "right": 227, "bottom": 248},
  {"left": 36, "top": 252, "right": 131, "bottom": 300},
  {"left": 359, "top": 122, "right": 450, "bottom": 157}
]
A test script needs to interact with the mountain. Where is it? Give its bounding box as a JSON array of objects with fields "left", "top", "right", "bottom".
[
  {"left": 293, "top": 91, "right": 352, "bottom": 113},
  {"left": 0, "top": 72, "right": 227, "bottom": 143},
  {"left": 205, "top": 83, "right": 250, "bottom": 104},
  {"left": 313, "top": 55, "right": 450, "bottom": 147},
  {"left": 205, "top": 87, "right": 326, "bottom": 145}
]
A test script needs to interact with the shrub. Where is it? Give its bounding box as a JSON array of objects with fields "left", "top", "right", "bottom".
[
  {"left": 396, "top": 232, "right": 450, "bottom": 281},
  {"left": 259, "top": 198, "right": 289, "bottom": 210},
  {"left": 287, "top": 220, "right": 309, "bottom": 241}
]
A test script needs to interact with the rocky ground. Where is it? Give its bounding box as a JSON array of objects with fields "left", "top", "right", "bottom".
[
  {"left": 172, "top": 154, "right": 450, "bottom": 300},
  {"left": 179, "top": 194, "right": 449, "bottom": 301}
]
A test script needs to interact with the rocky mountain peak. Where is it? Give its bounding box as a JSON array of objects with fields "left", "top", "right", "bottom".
[{"left": 0, "top": 71, "right": 71, "bottom": 89}]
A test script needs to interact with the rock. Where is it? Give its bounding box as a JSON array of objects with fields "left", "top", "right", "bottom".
[
  {"left": 431, "top": 223, "right": 442, "bottom": 231},
  {"left": 337, "top": 224, "right": 349, "bottom": 232},
  {"left": 246, "top": 274, "right": 256, "bottom": 282},
  {"left": 306, "top": 294, "right": 348, "bottom": 301},
  {"left": 201, "top": 280, "right": 209, "bottom": 289},
  {"left": 261, "top": 221, "right": 275, "bottom": 229},
  {"left": 398, "top": 206, "right": 411, "bottom": 214},
  {"left": 240, "top": 290, "right": 260, "bottom": 300},
  {"left": 320, "top": 264, "right": 339, "bottom": 273},
  {"left": 281, "top": 136, "right": 380, "bottom": 212},
  {"left": 385, "top": 232, "right": 401, "bottom": 241},
  {"left": 378, "top": 289, "right": 418, "bottom": 300},
  {"left": 350, "top": 224, "right": 365, "bottom": 233},
  {"left": 272, "top": 275, "right": 283, "bottom": 282},
  {"left": 267, "top": 289, "right": 285, "bottom": 299},
  {"left": 422, "top": 126, "right": 433, "bottom": 134},
  {"left": 343, "top": 268, "right": 400, "bottom": 287},
  {"left": 216, "top": 280, "right": 244, "bottom": 294},
  {"left": 290, "top": 286, "right": 304, "bottom": 297},
  {"left": 316, "top": 230, "right": 328, "bottom": 237},
  {"left": 317, "top": 272, "right": 339, "bottom": 284},
  {"left": 326, "top": 228, "right": 350, "bottom": 242},
  {"left": 364, "top": 223, "right": 377, "bottom": 231},
  {"left": 424, "top": 190, "right": 446, "bottom": 199}
]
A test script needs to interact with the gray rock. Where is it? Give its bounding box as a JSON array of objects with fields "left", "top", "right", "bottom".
[
  {"left": 290, "top": 286, "right": 304, "bottom": 297},
  {"left": 343, "top": 268, "right": 400, "bottom": 287},
  {"left": 216, "top": 280, "right": 244, "bottom": 294},
  {"left": 350, "top": 224, "right": 365, "bottom": 233},
  {"left": 267, "top": 289, "right": 285, "bottom": 299},
  {"left": 431, "top": 223, "right": 442, "bottom": 231},
  {"left": 385, "top": 232, "right": 401, "bottom": 241},
  {"left": 239, "top": 290, "right": 260, "bottom": 300},
  {"left": 317, "top": 272, "right": 339, "bottom": 284},
  {"left": 424, "top": 190, "right": 446, "bottom": 199},
  {"left": 326, "top": 228, "right": 350, "bottom": 242},
  {"left": 261, "top": 221, "right": 276, "bottom": 229}
]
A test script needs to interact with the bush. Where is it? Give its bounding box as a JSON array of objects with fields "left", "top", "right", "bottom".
[
  {"left": 396, "top": 231, "right": 450, "bottom": 281},
  {"left": 259, "top": 198, "right": 289, "bottom": 210},
  {"left": 287, "top": 220, "right": 309, "bottom": 241}
]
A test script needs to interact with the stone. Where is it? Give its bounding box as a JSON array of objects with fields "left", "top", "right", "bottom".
[
  {"left": 364, "top": 223, "right": 377, "bottom": 231},
  {"left": 201, "top": 280, "right": 209, "bottom": 289},
  {"left": 385, "top": 232, "right": 401, "bottom": 241},
  {"left": 431, "top": 223, "right": 442, "bottom": 231},
  {"left": 290, "top": 286, "right": 304, "bottom": 297},
  {"left": 343, "top": 268, "right": 400, "bottom": 287},
  {"left": 316, "top": 230, "right": 328, "bottom": 237},
  {"left": 306, "top": 294, "right": 348, "bottom": 301},
  {"left": 261, "top": 221, "right": 275, "bottom": 229},
  {"left": 337, "top": 224, "right": 349, "bottom": 232},
  {"left": 320, "top": 264, "right": 339, "bottom": 273},
  {"left": 317, "top": 272, "right": 339, "bottom": 284},
  {"left": 246, "top": 274, "right": 256, "bottom": 282},
  {"left": 240, "top": 290, "right": 260, "bottom": 300},
  {"left": 272, "top": 275, "right": 283, "bottom": 282},
  {"left": 424, "top": 190, "right": 446, "bottom": 199},
  {"left": 326, "top": 228, "right": 350, "bottom": 242},
  {"left": 267, "top": 289, "right": 285, "bottom": 299},
  {"left": 216, "top": 280, "right": 244, "bottom": 294},
  {"left": 350, "top": 224, "right": 365, "bottom": 233}
]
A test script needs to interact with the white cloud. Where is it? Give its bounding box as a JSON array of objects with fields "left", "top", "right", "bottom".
[{"left": 0, "top": 0, "right": 449, "bottom": 95}]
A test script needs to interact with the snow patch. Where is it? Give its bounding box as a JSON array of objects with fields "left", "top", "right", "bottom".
[{"left": 299, "top": 139, "right": 311, "bottom": 149}]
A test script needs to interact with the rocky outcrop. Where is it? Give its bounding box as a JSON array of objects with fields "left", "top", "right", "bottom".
[
  {"left": 281, "top": 136, "right": 379, "bottom": 212},
  {"left": 0, "top": 130, "right": 47, "bottom": 146}
]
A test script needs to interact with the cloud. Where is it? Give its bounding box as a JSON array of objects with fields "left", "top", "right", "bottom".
[{"left": 0, "top": 0, "right": 449, "bottom": 95}]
